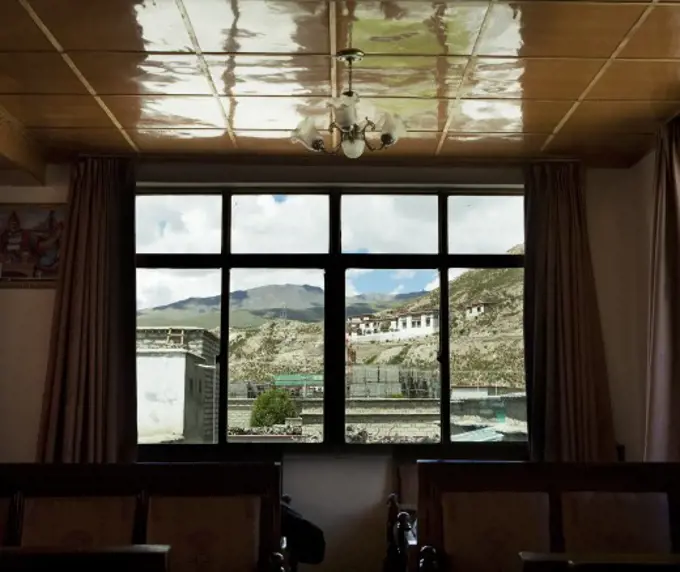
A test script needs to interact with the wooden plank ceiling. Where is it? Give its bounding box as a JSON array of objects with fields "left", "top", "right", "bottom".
[{"left": 0, "top": 0, "right": 678, "bottom": 172}]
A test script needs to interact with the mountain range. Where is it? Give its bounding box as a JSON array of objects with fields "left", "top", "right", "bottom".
[{"left": 137, "top": 283, "right": 426, "bottom": 329}]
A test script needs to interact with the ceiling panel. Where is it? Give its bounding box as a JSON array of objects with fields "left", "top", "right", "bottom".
[
  {"left": 101, "top": 95, "right": 228, "bottom": 129},
  {"left": 182, "top": 0, "right": 329, "bottom": 53},
  {"left": 131, "top": 129, "right": 235, "bottom": 153},
  {"left": 440, "top": 133, "right": 546, "bottom": 158},
  {"left": 460, "top": 58, "right": 604, "bottom": 100},
  {"left": 587, "top": 61, "right": 680, "bottom": 101},
  {"left": 69, "top": 53, "right": 212, "bottom": 96},
  {"left": 0, "top": 95, "right": 113, "bottom": 128},
  {"left": 337, "top": 1, "right": 488, "bottom": 56},
  {"left": 477, "top": 3, "right": 645, "bottom": 57},
  {"left": 236, "top": 130, "right": 326, "bottom": 155},
  {"left": 228, "top": 96, "right": 330, "bottom": 130},
  {"left": 359, "top": 98, "right": 446, "bottom": 131},
  {"left": 549, "top": 132, "right": 656, "bottom": 167},
  {"left": 0, "top": 1, "right": 54, "bottom": 51},
  {"left": 28, "top": 0, "right": 193, "bottom": 52},
  {"left": 30, "top": 128, "right": 132, "bottom": 152},
  {"left": 559, "top": 101, "right": 680, "bottom": 134},
  {"left": 205, "top": 55, "right": 331, "bottom": 97},
  {"left": 0, "top": 53, "right": 87, "bottom": 94},
  {"left": 342, "top": 56, "right": 466, "bottom": 98},
  {"left": 619, "top": 6, "right": 680, "bottom": 59},
  {"left": 446, "top": 100, "right": 572, "bottom": 133},
  {"left": 0, "top": 0, "right": 673, "bottom": 167}
]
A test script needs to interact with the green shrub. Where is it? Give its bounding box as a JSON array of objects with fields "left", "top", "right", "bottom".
[{"left": 250, "top": 388, "right": 299, "bottom": 427}]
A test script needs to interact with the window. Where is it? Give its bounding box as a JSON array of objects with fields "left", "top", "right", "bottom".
[{"left": 135, "top": 189, "right": 525, "bottom": 454}]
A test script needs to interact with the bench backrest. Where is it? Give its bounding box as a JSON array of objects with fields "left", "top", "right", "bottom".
[
  {"left": 0, "top": 463, "right": 281, "bottom": 572},
  {"left": 418, "top": 462, "right": 680, "bottom": 572}
]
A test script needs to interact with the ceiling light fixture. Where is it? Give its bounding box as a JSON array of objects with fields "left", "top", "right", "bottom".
[{"left": 291, "top": 48, "right": 406, "bottom": 159}]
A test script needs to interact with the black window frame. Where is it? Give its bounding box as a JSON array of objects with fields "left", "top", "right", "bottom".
[{"left": 136, "top": 186, "right": 527, "bottom": 462}]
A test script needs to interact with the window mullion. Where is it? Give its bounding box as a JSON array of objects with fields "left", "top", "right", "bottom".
[
  {"left": 324, "top": 191, "right": 344, "bottom": 445},
  {"left": 438, "top": 193, "right": 451, "bottom": 446},
  {"left": 218, "top": 191, "right": 232, "bottom": 445}
]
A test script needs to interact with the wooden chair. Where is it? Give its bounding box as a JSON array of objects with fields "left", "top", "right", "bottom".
[
  {"left": 0, "top": 463, "right": 283, "bottom": 572},
  {"left": 417, "top": 462, "right": 680, "bottom": 572},
  {"left": 384, "top": 494, "right": 413, "bottom": 572}
]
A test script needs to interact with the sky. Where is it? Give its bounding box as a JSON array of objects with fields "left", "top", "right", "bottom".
[{"left": 135, "top": 194, "right": 524, "bottom": 310}]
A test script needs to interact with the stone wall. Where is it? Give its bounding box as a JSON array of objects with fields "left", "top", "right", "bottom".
[{"left": 227, "top": 394, "right": 527, "bottom": 440}]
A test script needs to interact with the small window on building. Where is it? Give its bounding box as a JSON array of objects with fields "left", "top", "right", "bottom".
[
  {"left": 426, "top": 317, "right": 431, "bottom": 327},
  {"left": 401, "top": 320, "right": 407, "bottom": 328}
]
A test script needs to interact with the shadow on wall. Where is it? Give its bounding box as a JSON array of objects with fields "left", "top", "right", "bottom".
[{"left": 282, "top": 455, "right": 392, "bottom": 572}]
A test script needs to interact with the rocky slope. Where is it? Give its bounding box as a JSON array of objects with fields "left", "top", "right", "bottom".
[{"left": 225, "top": 252, "right": 524, "bottom": 388}]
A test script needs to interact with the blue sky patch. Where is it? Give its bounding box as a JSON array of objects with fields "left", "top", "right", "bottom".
[{"left": 349, "top": 269, "right": 437, "bottom": 295}]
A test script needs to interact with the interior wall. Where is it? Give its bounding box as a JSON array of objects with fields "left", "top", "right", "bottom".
[
  {"left": 282, "top": 455, "right": 393, "bottom": 572},
  {"left": 0, "top": 159, "right": 658, "bottom": 572},
  {"left": 586, "top": 151, "right": 656, "bottom": 461},
  {"left": 0, "top": 165, "right": 68, "bottom": 462}
]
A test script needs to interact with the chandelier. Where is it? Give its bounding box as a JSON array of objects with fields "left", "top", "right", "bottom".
[{"left": 291, "top": 48, "right": 406, "bottom": 159}]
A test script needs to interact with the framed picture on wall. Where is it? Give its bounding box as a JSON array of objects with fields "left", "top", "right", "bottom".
[{"left": 0, "top": 204, "right": 66, "bottom": 287}]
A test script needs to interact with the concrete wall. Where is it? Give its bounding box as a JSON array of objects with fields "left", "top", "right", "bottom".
[{"left": 137, "top": 351, "right": 188, "bottom": 443}]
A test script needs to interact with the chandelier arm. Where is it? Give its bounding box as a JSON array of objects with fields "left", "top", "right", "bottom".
[
  {"left": 364, "top": 139, "right": 386, "bottom": 152},
  {"left": 320, "top": 142, "right": 342, "bottom": 155}
]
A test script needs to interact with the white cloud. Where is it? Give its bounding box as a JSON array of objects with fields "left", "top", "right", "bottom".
[
  {"left": 448, "top": 196, "right": 524, "bottom": 254},
  {"left": 392, "top": 269, "right": 416, "bottom": 279},
  {"left": 425, "top": 269, "right": 465, "bottom": 292},
  {"left": 345, "top": 277, "right": 358, "bottom": 297},
  {"left": 135, "top": 193, "right": 524, "bottom": 308},
  {"left": 137, "top": 268, "right": 221, "bottom": 310}
]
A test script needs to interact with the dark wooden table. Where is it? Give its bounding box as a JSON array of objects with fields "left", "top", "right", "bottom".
[
  {"left": 0, "top": 545, "right": 170, "bottom": 572},
  {"left": 521, "top": 552, "right": 680, "bottom": 572}
]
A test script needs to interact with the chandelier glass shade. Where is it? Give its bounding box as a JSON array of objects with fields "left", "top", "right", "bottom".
[{"left": 291, "top": 49, "right": 406, "bottom": 159}]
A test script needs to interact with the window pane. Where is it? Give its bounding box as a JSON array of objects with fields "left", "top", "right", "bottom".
[
  {"left": 342, "top": 195, "right": 438, "bottom": 254},
  {"left": 449, "top": 267, "right": 527, "bottom": 442},
  {"left": 448, "top": 195, "right": 524, "bottom": 254},
  {"left": 345, "top": 268, "right": 441, "bottom": 444},
  {"left": 136, "top": 268, "right": 222, "bottom": 445},
  {"left": 228, "top": 268, "right": 324, "bottom": 443},
  {"left": 136, "top": 195, "right": 222, "bottom": 253},
  {"left": 231, "top": 194, "right": 328, "bottom": 253}
]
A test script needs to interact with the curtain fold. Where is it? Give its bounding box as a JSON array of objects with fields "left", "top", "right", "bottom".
[
  {"left": 644, "top": 120, "right": 680, "bottom": 461},
  {"left": 524, "top": 161, "right": 616, "bottom": 462},
  {"left": 37, "top": 156, "right": 137, "bottom": 463}
]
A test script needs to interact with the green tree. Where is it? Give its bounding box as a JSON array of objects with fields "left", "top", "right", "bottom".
[{"left": 250, "top": 388, "right": 299, "bottom": 427}]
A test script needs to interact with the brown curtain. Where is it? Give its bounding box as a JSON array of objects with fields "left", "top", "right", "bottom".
[
  {"left": 524, "top": 161, "right": 617, "bottom": 462},
  {"left": 37, "top": 156, "right": 137, "bottom": 463},
  {"left": 644, "top": 120, "right": 680, "bottom": 461}
]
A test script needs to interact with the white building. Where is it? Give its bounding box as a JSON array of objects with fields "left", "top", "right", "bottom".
[
  {"left": 137, "top": 348, "right": 217, "bottom": 444},
  {"left": 465, "top": 302, "right": 493, "bottom": 319},
  {"left": 347, "top": 310, "right": 439, "bottom": 342}
]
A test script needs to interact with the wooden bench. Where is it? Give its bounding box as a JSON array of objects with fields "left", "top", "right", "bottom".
[
  {"left": 520, "top": 551, "right": 680, "bottom": 571},
  {"left": 0, "top": 545, "right": 170, "bottom": 572},
  {"left": 0, "top": 463, "right": 282, "bottom": 572},
  {"left": 417, "top": 462, "right": 680, "bottom": 572}
]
